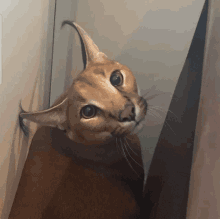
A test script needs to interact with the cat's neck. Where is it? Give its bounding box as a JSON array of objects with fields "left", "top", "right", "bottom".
[{"left": 30, "top": 126, "right": 144, "bottom": 180}]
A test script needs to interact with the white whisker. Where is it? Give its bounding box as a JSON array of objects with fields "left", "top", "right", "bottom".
[
  {"left": 141, "top": 90, "right": 151, "bottom": 98},
  {"left": 148, "top": 105, "right": 179, "bottom": 121},
  {"left": 119, "top": 138, "right": 138, "bottom": 175},
  {"left": 124, "top": 138, "right": 142, "bottom": 168},
  {"left": 143, "top": 92, "right": 166, "bottom": 101},
  {"left": 124, "top": 137, "right": 137, "bottom": 156},
  {"left": 115, "top": 137, "right": 120, "bottom": 153},
  {"left": 147, "top": 109, "right": 176, "bottom": 135},
  {"left": 147, "top": 109, "right": 161, "bottom": 120},
  {"left": 148, "top": 109, "right": 163, "bottom": 119}
]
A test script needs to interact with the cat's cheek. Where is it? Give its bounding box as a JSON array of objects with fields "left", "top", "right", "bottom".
[
  {"left": 134, "top": 104, "right": 141, "bottom": 120},
  {"left": 80, "top": 117, "right": 105, "bottom": 131},
  {"left": 132, "top": 98, "right": 147, "bottom": 122},
  {"left": 133, "top": 123, "right": 144, "bottom": 134},
  {"left": 66, "top": 129, "right": 80, "bottom": 143},
  {"left": 95, "top": 132, "right": 112, "bottom": 140},
  {"left": 80, "top": 130, "right": 112, "bottom": 143}
]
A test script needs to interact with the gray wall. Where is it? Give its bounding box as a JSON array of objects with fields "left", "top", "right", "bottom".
[{"left": 0, "top": 0, "right": 55, "bottom": 217}]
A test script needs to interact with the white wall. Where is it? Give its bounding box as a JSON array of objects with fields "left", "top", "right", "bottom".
[{"left": 0, "top": 0, "right": 55, "bottom": 218}]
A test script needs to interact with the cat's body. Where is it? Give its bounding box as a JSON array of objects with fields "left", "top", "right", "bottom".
[
  {"left": 9, "top": 126, "right": 144, "bottom": 219},
  {"left": 9, "top": 96, "right": 145, "bottom": 219},
  {"left": 9, "top": 21, "right": 147, "bottom": 218}
]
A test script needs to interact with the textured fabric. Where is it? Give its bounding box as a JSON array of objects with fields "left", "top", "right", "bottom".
[
  {"left": 187, "top": 0, "right": 220, "bottom": 218},
  {"left": 143, "top": 1, "right": 208, "bottom": 218}
]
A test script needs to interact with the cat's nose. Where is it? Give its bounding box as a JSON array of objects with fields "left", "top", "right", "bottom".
[{"left": 119, "top": 104, "right": 136, "bottom": 122}]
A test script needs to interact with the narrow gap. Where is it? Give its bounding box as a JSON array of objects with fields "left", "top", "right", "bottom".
[{"left": 48, "top": 0, "right": 58, "bottom": 107}]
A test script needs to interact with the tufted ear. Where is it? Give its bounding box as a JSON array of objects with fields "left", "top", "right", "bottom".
[
  {"left": 19, "top": 98, "right": 68, "bottom": 131},
  {"left": 61, "top": 21, "right": 109, "bottom": 69}
]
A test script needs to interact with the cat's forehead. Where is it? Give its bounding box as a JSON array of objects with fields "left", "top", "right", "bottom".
[
  {"left": 72, "top": 73, "right": 117, "bottom": 103},
  {"left": 69, "top": 61, "right": 135, "bottom": 103},
  {"left": 82, "top": 60, "right": 123, "bottom": 77}
]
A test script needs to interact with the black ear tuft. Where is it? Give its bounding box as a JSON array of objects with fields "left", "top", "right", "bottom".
[
  {"left": 18, "top": 101, "right": 29, "bottom": 137},
  {"left": 61, "top": 20, "right": 87, "bottom": 69},
  {"left": 61, "top": 20, "right": 73, "bottom": 29}
]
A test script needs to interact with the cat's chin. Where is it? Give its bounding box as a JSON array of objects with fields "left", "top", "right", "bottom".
[
  {"left": 74, "top": 131, "right": 114, "bottom": 146},
  {"left": 95, "top": 132, "right": 113, "bottom": 140},
  {"left": 133, "top": 122, "right": 144, "bottom": 134}
]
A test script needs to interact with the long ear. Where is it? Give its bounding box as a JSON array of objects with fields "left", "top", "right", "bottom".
[
  {"left": 61, "top": 21, "right": 108, "bottom": 69},
  {"left": 19, "top": 98, "right": 68, "bottom": 131}
]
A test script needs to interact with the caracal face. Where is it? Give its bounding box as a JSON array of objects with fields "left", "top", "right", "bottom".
[{"left": 67, "top": 60, "right": 147, "bottom": 145}]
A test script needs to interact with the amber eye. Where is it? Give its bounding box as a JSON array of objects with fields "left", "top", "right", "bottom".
[
  {"left": 81, "top": 105, "right": 97, "bottom": 119},
  {"left": 110, "top": 70, "right": 123, "bottom": 86}
]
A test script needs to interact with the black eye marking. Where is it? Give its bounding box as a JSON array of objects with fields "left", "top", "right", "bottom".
[
  {"left": 110, "top": 70, "right": 123, "bottom": 86},
  {"left": 81, "top": 105, "right": 97, "bottom": 119}
]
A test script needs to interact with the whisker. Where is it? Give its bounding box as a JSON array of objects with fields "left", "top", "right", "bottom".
[
  {"left": 142, "top": 92, "right": 166, "bottom": 100},
  {"left": 130, "top": 123, "right": 138, "bottom": 134},
  {"left": 141, "top": 90, "right": 151, "bottom": 98},
  {"left": 124, "top": 137, "right": 137, "bottom": 155},
  {"left": 116, "top": 137, "right": 124, "bottom": 154},
  {"left": 164, "top": 121, "right": 176, "bottom": 135},
  {"left": 148, "top": 108, "right": 162, "bottom": 117},
  {"left": 119, "top": 138, "right": 138, "bottom": 175},
  {"left": 147, "top": 109, "right": 161, "bottom": 120},
  {"left": 148, "top": 105, "right": 179, "bottom": 134},
  {"left": 147, "top": 109, "right": 176, "bottom": 135},
  {"left": 148, "top": 105, "right": 179, "bottom": 120},
  {"left": 140, "top": 85, "right": 157, "bottom": 98},
  {"left": 124, "top": 138, "right": 142, "bottom": 168},
  {"left": 133, "top": 123, "right": 145, "bottom": 135},
  {"left": 115, "top": 137, "right": 120, "bottom": 153}
]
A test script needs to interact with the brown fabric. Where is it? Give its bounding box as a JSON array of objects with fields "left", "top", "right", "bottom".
[{"left": 187, "top": 0, "right": 220, "bottom": 218}]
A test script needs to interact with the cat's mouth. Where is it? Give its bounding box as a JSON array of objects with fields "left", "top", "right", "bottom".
[
  {"left": 111, "top": 119, "right": 144, "bottom": 137},
  {"left": 82, "top": 96, "right": 148, "bottom": 143},
  {"left": 111, "top": 96, "right": 147, "bottom": 137},
  {"left": 133, "top": 119, "right": 144, "bottom": 133}
]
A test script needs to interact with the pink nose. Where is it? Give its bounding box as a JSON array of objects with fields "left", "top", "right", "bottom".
[{"left": 119, "top": 104, "right": 136, "bottom": 122}]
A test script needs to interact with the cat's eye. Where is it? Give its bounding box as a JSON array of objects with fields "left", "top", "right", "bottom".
[
  {"left": 110, "top": 70, "right": 123, "bottom": 86},
  {"left": 81, "top": 105, "right": 97, "bottom": 119}
]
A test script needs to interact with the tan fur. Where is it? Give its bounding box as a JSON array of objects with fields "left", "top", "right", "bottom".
[{"left": 9, "top": 21, "right": 147, "bottom": 218}]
